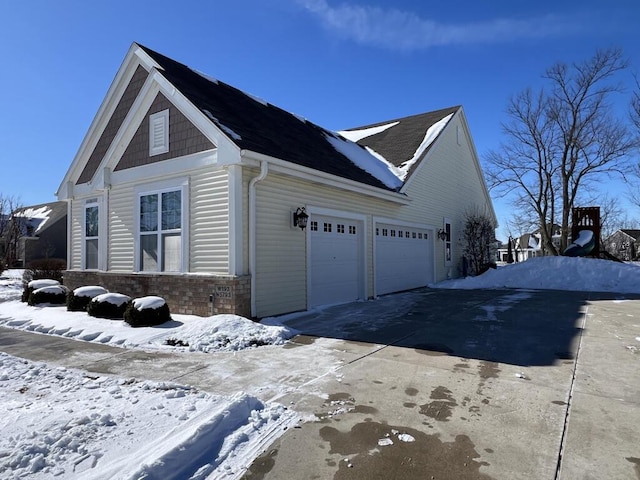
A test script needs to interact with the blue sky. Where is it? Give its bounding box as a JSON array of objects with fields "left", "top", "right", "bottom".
[{"left": 1, "top": 0, "right": 639, "bottom": 239}]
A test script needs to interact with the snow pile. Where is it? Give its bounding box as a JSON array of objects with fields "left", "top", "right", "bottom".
[
  {"left": 435, "top": 256, "right": 640, "bottom": 293},
  {"left": 91, "top": 293, "right": 130, "bottom": 307},
  {"left": 132, "top": 295, "right": 165, "bottom": 310},
  {"left": 73, "top": 286, "right": 108, "bottom": 298},
  {"left": 0, "top": 270, "right": 23, "bottom": 302},
  {"left": 0, "top": 353, "right": 295, "bottom": 479},
  {"left": 28, "top": 279, "right": 60, "bottom": 289}
]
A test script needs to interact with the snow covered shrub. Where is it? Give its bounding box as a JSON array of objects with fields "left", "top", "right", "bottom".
[
  {"left": 124, "top": 296, "right": 171, "bottom": 327},
  {"left": 67, "top": 285, "right": 109, "bottom": 312},
  {"left": 22, "top": 279, "right": 60, "bottom": 303},
  {"left": 87, "top": 293, "right": 131, "bottom": 319},
  {"left": 28, "top": 285, "right": 69, "bottom": 306}
]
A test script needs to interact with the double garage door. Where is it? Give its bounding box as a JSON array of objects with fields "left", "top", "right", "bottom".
[{"left": 308, "top": 214, "right": 433, "bottom": 308}]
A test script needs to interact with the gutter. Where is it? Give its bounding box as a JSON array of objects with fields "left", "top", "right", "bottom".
[{"left": 248, "top": 160, "right": 269, "bottom": 317}]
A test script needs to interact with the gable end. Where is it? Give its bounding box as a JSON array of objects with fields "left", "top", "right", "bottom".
[
  {"left": 76, "top": 65, "right": 149, "bottom": 184},
  {"left": 114, "top": 92, "right": 215, "bottom": 172}
]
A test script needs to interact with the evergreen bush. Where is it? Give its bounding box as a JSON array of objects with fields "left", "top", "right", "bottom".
[
  {"left": 22, "top": 279, "right": 60, "bottom": 303},
  {"left": 28, "top": 285, "right": 68, "bottom": 306},
  {"left": 67, "top": 286, "right": 109, "bottom": 312},
  {"left": 124, "top": 297, "right": 171, "bottom": 328},
  {"left": 87, "top": 293, "right": 130, "bottom": 319}
]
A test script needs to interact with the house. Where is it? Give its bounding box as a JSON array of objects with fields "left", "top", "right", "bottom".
[
  {"left": 497, "top": 224, "right": 562, "bottom": 263},
  {"left": 56, "top": 43, "right": 496, "bottom": 318},
  {"left": 1, "top": 201, "right": 67, "bottom": 268},
  {"left": 603, "top": 229, "right": 640, "bottom": 261}
]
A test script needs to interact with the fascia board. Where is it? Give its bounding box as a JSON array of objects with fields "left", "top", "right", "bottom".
[{"left": 240, "top": 150, "right": 410, "bottom": 206}]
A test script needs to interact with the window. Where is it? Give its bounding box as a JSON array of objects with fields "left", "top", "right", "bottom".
[
  {"left": 376, "top": 227, "right": 379, "bottom": 236},
  {"left": 398, "top": 231, "right": 403, "bottom": 238},
  {"left": 349, "top": 225, "right": 356, "bottom": 235},
  {"left": 310, "top": 221, "right": 318, "bottom": 231},
  {"left": 149, "top": 110, "right": 169, "bottom": 156},
  {"left": 382, "top": 228, "right": 388, "bottom": 236},
  {"left": 391, "top": 230, "right": 396, "bottom": 237},
  {"left": 337, "top": 224, "right": 345, "bottom": 234},
  {"left": 324, "top": 222, "right": 332, "bottom": 233},
  {"left": 418, "top": 233, "right": 423, "bottom": 239},
  {"left": 84, "top": 201, "right": 99, "bottom": 270},
  {"left": 444, "top": 219, "right": 452, "bottom": 264},
  {"left": 405, "top": 231, "right": 410, "bottom": 238},
  {"left": 139, "top": 189, "right": 182, "bottom": 271}
]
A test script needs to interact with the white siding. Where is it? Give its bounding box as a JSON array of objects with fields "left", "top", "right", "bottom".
[
  {"left": 190, "top": 168, "right": 229, "bottom": 274},
  {"left": 250, "top": 113, "right": 494, "bottom": 317},
  {"left": 108, "top": 184, "right": 135, "bottom": 271},
  {"left": 252, "top": 171, "right": 402, "bottom": 317},
  {"left": 402, "top": 113, "right": 493, "bottom": 280},
  {"left": 101, "top": 166, "right": 230, "bottom": 274}
]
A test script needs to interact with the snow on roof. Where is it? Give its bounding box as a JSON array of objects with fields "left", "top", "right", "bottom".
[
  {"left": 15, "top": 205, "right": 53, "bottom": 235},
  {"left": 338, "top": 121, "right": 399, "bottom": 142},
  {"left": 190, "top": 68, "right": 219, "bottom": 85},
  {"left": 324, "top": 133, "right": 403, "bottom": 190},
  {"left": 397, "top": 113, "right": 453, "bottom": 179},
  {"left": 202, "top": 110, "right": 242, "bottom": 140}
]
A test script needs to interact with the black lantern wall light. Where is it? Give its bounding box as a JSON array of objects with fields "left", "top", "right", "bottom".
[
  {"left": 293, "top": 207, "right": 309, "bottom": 230},
  {"left": 437, "top": 229, "right": 448, "bottom": 241}
]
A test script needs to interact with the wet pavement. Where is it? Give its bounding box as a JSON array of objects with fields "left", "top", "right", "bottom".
[{"left": 2, "top": 287, "right": 640, "bottom": 479}]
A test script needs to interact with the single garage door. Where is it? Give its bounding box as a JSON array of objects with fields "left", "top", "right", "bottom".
[
  {"left": 309, "top": 214, "right": 364, "bottom": 308},
  {"left": 375, "top": 223, "right": 434, "bottom": 296}
]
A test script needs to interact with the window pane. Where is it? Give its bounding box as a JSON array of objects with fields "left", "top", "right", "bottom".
[
  {"left": 162, "top": 191, "right": 181, "bottom": 230},
  {"left": 162, "top": 233, "right": 181, "bottom": 271},
  {"left": 85, "top": 239, "right": 98, "bottom": 269},
  {"left": 85, "top": 206, "right": 98, "bottom": 237},
  {"left": 141, "top": 234, "right": 158, "bottom": 271},
  {"left": 140, "top": 194, "right": 158, "bottom": 232}
]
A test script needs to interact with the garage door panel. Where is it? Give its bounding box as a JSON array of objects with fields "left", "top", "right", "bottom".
[
  {"left": 309, "top": 215, "right": 363, "bottom": 308},
  {"left": 375, "top": 223, "right": 433, "bottom": 296}
]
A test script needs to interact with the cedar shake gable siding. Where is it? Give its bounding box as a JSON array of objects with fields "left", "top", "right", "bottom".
[
  {"left": 115, "top": 92, "right": 215, "bottom": 171},
  {"left": 137, "top": 44, "right": 393, "bottom": 191},
  {"left": 76, "top": 65, "right": 149, "bottom": 184},
  {"left": 341, "top": 106, "right": 460, "bottom": 179}
]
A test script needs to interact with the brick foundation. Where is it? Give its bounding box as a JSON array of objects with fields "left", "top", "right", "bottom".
[{"left": 63, "top": 271, "right": 251, "bottom": 318}]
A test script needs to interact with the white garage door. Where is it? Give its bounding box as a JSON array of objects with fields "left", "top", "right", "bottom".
[
  {"left": 309, "top": 215, "right": 364, "bottom": 308},
  {"left": 375, "top": 223, "right": 434, "bottom": 296}
]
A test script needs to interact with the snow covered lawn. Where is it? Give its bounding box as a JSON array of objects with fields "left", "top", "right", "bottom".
[
  {"left": 0, "top": 270, "right": 299, "bottom": 479},
  {"left": 0, "top": 353, "right": 295, "bottom": 479}
]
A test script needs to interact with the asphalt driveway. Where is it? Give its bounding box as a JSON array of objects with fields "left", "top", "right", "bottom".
[{"left": 2, "top": 287, "right": 639, "bottom": 479}]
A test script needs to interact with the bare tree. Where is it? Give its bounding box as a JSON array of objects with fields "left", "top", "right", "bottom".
[
  {"left": 0, "top": 195, "right": 25, "bottom": 267},
  {"left": 632, "top": 73, "right": 640, "bottom": 132},
  {"left": 487, "top": 48, "right": 637, "bottom": 255},
  {"left": 461, "top": 207, "right": 496, "bottom": 276}
]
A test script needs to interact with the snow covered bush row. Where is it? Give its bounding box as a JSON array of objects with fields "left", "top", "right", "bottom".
[{"left": 21, "top": 279, "right": 172, "bottom": 327}]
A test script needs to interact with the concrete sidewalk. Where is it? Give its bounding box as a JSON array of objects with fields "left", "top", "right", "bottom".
[{"left": 1, "top": 288, "right": 639, "bottom": 479}]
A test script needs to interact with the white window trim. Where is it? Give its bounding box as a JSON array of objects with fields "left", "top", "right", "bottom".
[
  {"left": 83, "top": 199, "right": 100, "bottom": 270},
  {"left": 135, "top": 177, "right": 189, "bottom": 273},
  {"left": 149, "top": 109, "right": 169, "bottom": 156}
]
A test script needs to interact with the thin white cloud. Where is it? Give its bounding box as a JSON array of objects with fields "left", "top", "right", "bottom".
[{"left": 299, "top": 0, "right": 583, "bottom": 50}]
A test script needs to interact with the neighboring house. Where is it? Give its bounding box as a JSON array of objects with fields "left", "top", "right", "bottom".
[
  {"left": 603, "top": 229, "right": 640, "bottom": 261},
  {"left": 497, "top": 225, "right": 562, "bottom": 263},
  {"left": 56, "top": 43, "right": 496, "bottom": 318},
  {"left": 2, "top": 202, "right": 68, "bottom": 267}
]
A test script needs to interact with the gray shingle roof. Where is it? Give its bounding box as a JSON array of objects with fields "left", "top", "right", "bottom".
[{"left": 138, "top": 44, "right": 456, "bottom": 191}]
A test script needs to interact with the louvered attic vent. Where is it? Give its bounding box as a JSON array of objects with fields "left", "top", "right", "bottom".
[{"left": 149, "top": 109, "right": 169, "bottom": 156}]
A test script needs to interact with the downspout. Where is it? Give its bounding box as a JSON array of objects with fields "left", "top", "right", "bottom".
[{"left": 248, "top": 160, "right": 269, "bottom": 318}]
